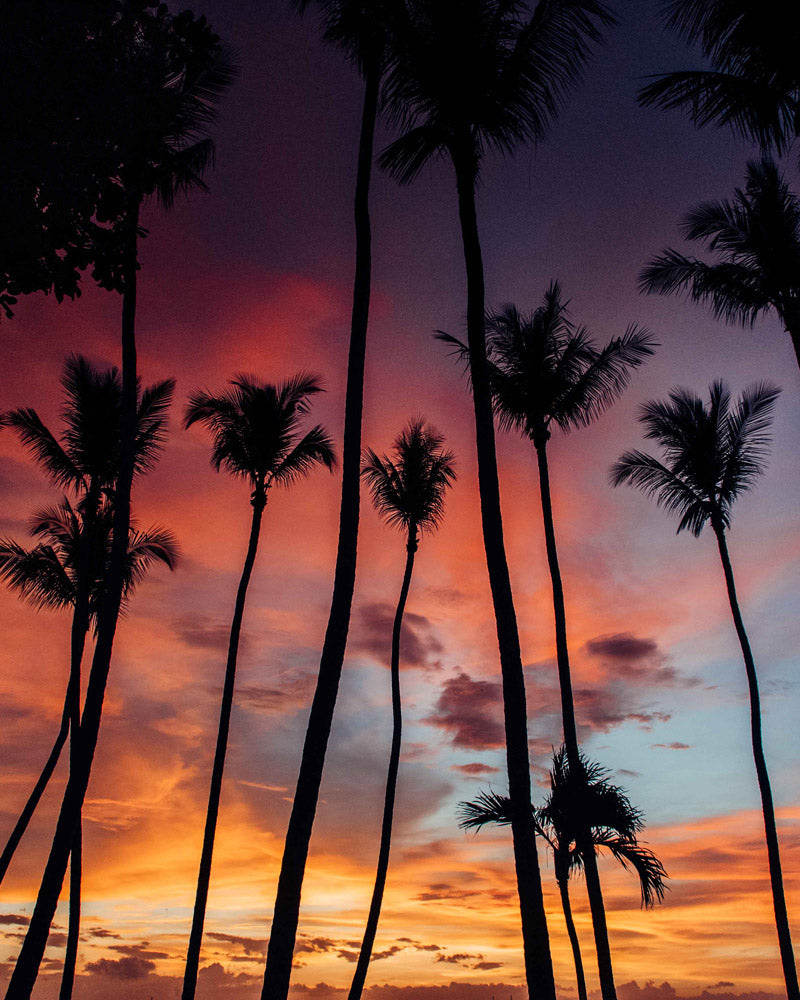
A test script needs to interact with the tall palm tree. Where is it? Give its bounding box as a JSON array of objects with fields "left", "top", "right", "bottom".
[
  {"left": 612, "top": 380, "right": 798, "bottom": 1000},
  {"left": 349, "top": 420, "right": 455, "bottom": 1000},
  {"left": 640, "top": 158, "right": 800, "bottom": 375},
  {"left": 262, "top": 7, "right": 395, "bottom": 997},
  {"left": 380, "top": 6, "right": 615, "bottom": 995},
  {"left": 441, "top": 283, "right": 654, "bottom": 997},
  {"left": 181, "top": 375, "right": 335, "bottom": 1000},
  {"left": 638, "top": 1, "right": 800, "bottom": 156},
  {"left": 459, "top": 747, "right": 667, "bottom": 1000},
  {"left": 6, "top": 10, "right": 234, "bottom": 995}
]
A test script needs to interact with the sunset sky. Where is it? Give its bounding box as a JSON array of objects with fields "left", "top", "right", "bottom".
[{"left": 1, "top": 2, "right": 799, "bottom": 999}]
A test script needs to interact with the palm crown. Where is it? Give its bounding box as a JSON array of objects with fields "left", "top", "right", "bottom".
[
  {"left": 611, "top": 380, "right": 780, "bottom": 536},
  {"left": 379, "top": 0, "right": 615, "bottom": 183},
  {"left": 640, "top": 159, "right": 800, "bottom": 333},
  {"left": 184, "top": 374, "right": 336, "bottom": 502},
  {"left": 362, "top": 420, "right": 456, "bottom": 539},
  {"left": 481, "top": 282, "right": 655, "bottom": 442}
]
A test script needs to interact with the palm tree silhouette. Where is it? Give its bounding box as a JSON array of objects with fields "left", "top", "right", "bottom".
[
  {"left": 638, "top": 1, "right": 800, "bottom": 155},
  {"left": 181, "top": 375, "right": 335, "bottom": 1000},
  {"left": 380, "top": 5, "right": 615, "bottom": 996},
  {"left": 612, "top": 380, "right": 798, "bottom": 1000},
  {"left": 440, "top": 283, "right": 654, "bottom": 996},
  {"left": 1, "top": 355, "right": 174, "bottom": 1000},
  {"left": 459, "top": 747, "right": 667, "bottom": 1000},
  {"left": 349, "top": 420, "right": 455, "bottom": 1000},
  {"left": 261, "top": 7, "right": 394, "bottom": 995},
  {"left": 6, "top": 12, "right": 234, "bottom": 994},
  {"left": 640, "top": 158, "right": 800, "bottom": 375}
]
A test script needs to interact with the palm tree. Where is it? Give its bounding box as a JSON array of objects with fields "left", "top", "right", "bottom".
[
  {"left": 638, "top": 1, "right": 800, "bottom": 155},
  {"left": 612, "top": 380, "right": 798, "bottom": 1000},
  {"left": 261, "top": 7, "right": 395, "bottom": 997},
  {"left": 441, "top": 283, "right": 654, "bottom": 997},
  {"left": 349, "top": 420, "right": 455, "bottom": 1000},
  {"left": 181, "top": 375, "right": 335, "bottom": 1000},
  {"left": 640, "top": 158, "right": 800, "bottom": 375},
  {"left": 6, "top": 10, "right": 234, "bottom": 994},
  {"left": 379, "top": 6, "right": 615, "bottom": 995},
  {"left": 459, "top": 747, "right": 667, "bottom": 1000}
]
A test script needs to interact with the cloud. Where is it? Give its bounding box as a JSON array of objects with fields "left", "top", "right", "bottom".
[
  {"left": 84, "top": 956, "right": 156, "bottom": 980},
  {"left": 424, "top": 671, "right": 504, "bottom": 749},
  {"left": 207, "top": 932, "right": 265, "bottom": 956},
  {"left": 586, "top": 634, "right": 659, "bottom": 661},
  {"left": 351, "top": 603, "right": 443, "bottom": 669},
  {"left": 236, "top": 671, "right": 316, "bottom": 713},
  {"left": 174, "top": 614, "right": 237, "bottom": 654},
  {"left": 0, "top": 916, "right": 29, "bottom": 927},
  {"left": 85, "top": 927, "right": 121, "bottom": 939},
  {"left": 584, "top": 632, "right": 700, "bottom": 689},
  {"left": 451, "top": 762, "right": 500, "bottom": 776},
  {"left": 652, "top": 742, "right": 693, "bottom": 750},
  {"left": 416, "top": 883, "right": 481, "bottom": 903},
  {"left": 473, "top": 961, "right": 503, "bottom": 971}
]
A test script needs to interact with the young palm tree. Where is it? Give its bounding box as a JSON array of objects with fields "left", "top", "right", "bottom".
[
  {"left": 441, "top": 283, "right": 654, "bottom": 996},
  {"left": 640, "top": 158, "right": 800, "bottom": 375},
  {"left": 349, "top": 420, "right": 455, "bottom": 1000},
  {"left": 6, "top": 10, "right": 234, "bottom": 993},
  {"left": 459, "top": 747, "right": 667, "bottom": 1000},
  {"left": 612, "top": 380, "right": 798, "bottom": 1000},
  {"left": 379, "top": 8, "right": 615, "bottom": 992},
  {"left": 181, "top": 375, "right": 335, "bottom": 1000},
  {"left": 638, "top": 1, "right": 800, "bottom": 155},
  {"left": 262, "top": 8, "right": 396, "bottom": 997}
]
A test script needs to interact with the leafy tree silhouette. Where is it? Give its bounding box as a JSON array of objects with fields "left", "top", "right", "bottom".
[
  {"left": 612, "top": 380, "right": 798, "bottom": 1000},
  {"left": 349, "top": 420, "right": 455, "bottom": 1000},
  {"left": 181, "top": 375, "right": 335, "bottom": 1000},
  {"left": 379, "top": 5, "right": 616, "bottom": 993}
]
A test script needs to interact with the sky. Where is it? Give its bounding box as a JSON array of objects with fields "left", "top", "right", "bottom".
[{"left": 1, "top": 2, "right": 799, "bottom": 999}]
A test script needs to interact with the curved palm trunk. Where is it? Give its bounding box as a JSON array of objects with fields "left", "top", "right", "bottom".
[
  {"left": 182, "top": 494, "right": 266, "bottom": 1000},
  {"left": 5, "top": 198, "right": 140, "bottom": 1000},
  {"left": 779, "top": 302, "right": 800, "bottom": 376},
  {"left": 714, "top": 525, "right": 799, "bottom": 1000},
  {"left": 534, "top": 439, "right": 616, "bottom": 1000},
  {"left": 451, "top": 137, "right": 555, "bottom": 1000},
  {"left": 348, "top": 530, "right": 416, "bottom": 1000},
  {"left": 58, "top": 824, "right": 80, "bottom": 1000},
  {"left": 556, "top": 873, "right": 587, "bottom": 1000},
  {"left": 261, "top": 60, "right": 380, "bottom": 1000}
]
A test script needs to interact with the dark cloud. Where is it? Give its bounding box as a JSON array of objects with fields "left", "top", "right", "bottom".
[
  {"left": 237, "top": 671, "right": 316, "bottom": 713},
  {"left": 584, "top": 632, "right": 701, "bottom": 690},
  {"left": 451, "top": 762, "right": 500, "bottom": 776},
  {"left": 294, "top": 936, "right": 339, "bottom": 955},
  {"left": 84, "top": 956, "right": 156, "bottom": 980},
  {"left": 0, "top": 916, "right": 29, "bottom": 927},
  {"left": 108, "top": 943, "right": 169, "bottom": 960},
  {"left": 435, "top": 952, "right": 483, "bottom": 965},
  {"left": 587, "top": 634, "right": 659, "bottom": 661},
  {"left": 424, "top": 671, "right": 504, "bottom": 749},
  {"left": 207, "top": 931, "right": 265, "bottom": 956},
  {"left": 86, "top": 926, "right": 120, "bottom": 939},
  {"left": 708, "top": 985, "right": 736, "bottom": 991},
  {"left": 416, "top": 882, "right": 481, "bottom": 902},
  {"left": 652, "top": 742, "right": 693, "bottom": 750},
  {"left": 473, "top": 961, "right": 503, "bottom": 971},
  {"left": 174, "top": 614, "right": 239, "bottom": 654},
  {"left": 352, "top": 603, "right": 443, "bottom": 669}
]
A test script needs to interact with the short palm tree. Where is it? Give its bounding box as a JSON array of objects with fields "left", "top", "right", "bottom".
[
  {"left": 612, "top": 380, "right": 798, "bottom": 1000},
  {"left": 8, "top": 12, "right": 234, "bottom": 994},
  {"left": 640, "top": 158, "right": 800, "bottom": 376},
  {"left": 262, "top": 7, "right": 394, "bottom": 994},
  {"left": 181, "top": 374, "right": 335, "bottom": 1000},
  {"left": 380, "top": 6, "right": 615, "bottom": 996},
  {"left": 348, "top": 420, "right": 455, "bottom": 1000},
  {"left": 638, "top": 1, "right": 800, "bottom": 155},
  {"left": 459, "top": 747, "right": 667, "bottom": 1000}
]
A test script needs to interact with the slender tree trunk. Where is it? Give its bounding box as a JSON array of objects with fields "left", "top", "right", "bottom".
[
  {"left": 557, "top": 874, "right": 587, "bottom": 1000},
  {"left": 58, "top": 824, "right": 80, "bottom": 1000},
  {"left": 5, "top": 198, "right": 140, "bottom": 1000},
  {"left": 261, "top": 61, "right": 380, "bottom": 1000},
  {"left": 779, "top": 301, "right": 800, "bottom": 376},
  {"left": 451, "top": 137, "right": 556, "bottom": 1000},
  {"left": 535, "top": 439, "right": 616, "bottom": 1000},
  {"left": 348, "top": 531, "right": 417, "bottom": 1000},
  {"left": 714, "top": 524, "right": 799, "bottom": 1000},
  {"left": 182, "top": 493, "right": 266, "bottom": 1000}
]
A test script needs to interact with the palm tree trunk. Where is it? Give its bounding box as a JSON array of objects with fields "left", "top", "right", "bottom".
[
  {"left": 714, "top": 524, "right": 799, "bottom": 1000},
  {"left": 557, "top": 874, "right": 587, "bottom": 1000},
  {"left": 348, "top": 531, "right": 416, "bottom": 1000},
  {"left": 779, "top": 301, "right": 800, "bottom": 375},
  {"left": 261, "top": 59, "right": 380, "bottom": 1000},
  {"left": 451, "top": 135, "right": 556, "bottom": 1000},
  {"left": 5, "top": 197, "right": 141, "bottom": 1000},
  {"left": 182, "top": 495, "right": 266, "bottom": 1000},
  {"left": 58, "top": 824, "right": 80, "bottom": 1000},
  {"left": 534, "top": 439, "right": 616, "bottom": 1000}
]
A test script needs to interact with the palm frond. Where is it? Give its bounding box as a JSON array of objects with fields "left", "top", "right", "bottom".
[
  {"left": 5, "top": 408, "right": 81, "bottom": 490},
  {"left": 0, "top": 539, "right": 75, "bottom": 611},
  {"left": 458, "top": 789, "right": 514, "bottom": 829},
  {"left": 593, "top": 832, "right": 669, "bottom": 908}
]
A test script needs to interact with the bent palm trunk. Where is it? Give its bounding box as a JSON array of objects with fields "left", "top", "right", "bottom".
[
  {"left": 557, "top": 872, "right": 587, "bottom": 1000},
  {"left": 535, "top": 438, "right": 616, "bottom": 1000},
  {"left": 261, "top": 61, "right": 380, "bottom": 1000},
  {"left": 714, "top": 524, "right": 799, "bottom": 1000},
  {"left": 58, "top": 825, "right": 80, "bottom": 1000},
  {"left": 452, "top": 135, "right": 556, "bottom": 1000},
  {"left": 348, "top": 530, "right": 416, "bottom": 1000},
  {"left": 182, "top": 493, "right": 266, "bottom": 1000},
  {"left": 5, "top": 199, "right": 140, "bottom": 1000}
]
